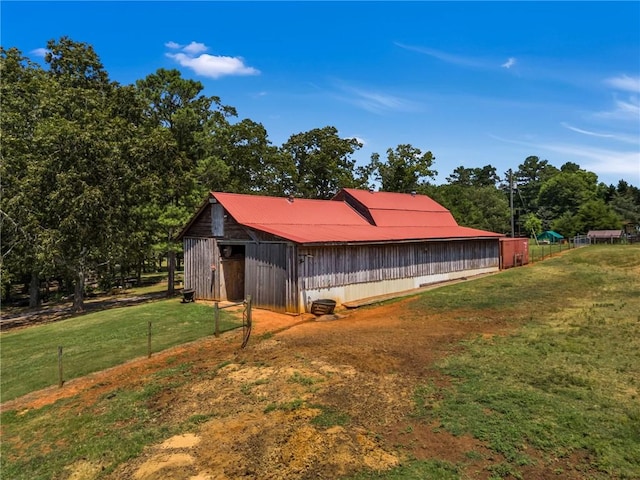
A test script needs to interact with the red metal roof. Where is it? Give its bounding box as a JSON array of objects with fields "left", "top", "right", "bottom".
[
  {"left": 213, "top": 192, "right": 370, "bottom": 226},
  {"left": 242, "top": 224, "right": 503, "bottom": 244},
  {"left": 337, "top": 188, "right": 450, "bottom": 212},
  {"left": 367, "top": 210, "right": 458, "bottom": 227},
  {"left": 204, "top": 189, "right": 503, "bottom": 244}
]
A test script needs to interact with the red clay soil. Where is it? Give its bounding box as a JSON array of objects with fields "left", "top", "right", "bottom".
[{"left": 2, "top": 296, "right": 591, "bottom": 480}]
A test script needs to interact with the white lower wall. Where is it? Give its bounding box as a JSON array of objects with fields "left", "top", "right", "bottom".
[{"left": 298, "top": 266, "right": 498, "bottom": 313}]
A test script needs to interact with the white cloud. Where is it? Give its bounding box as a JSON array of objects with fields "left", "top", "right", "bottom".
[
  {"left": 502, "top": 57, "right": 516, "bottom": 69},
  {"left": 182, "top": 41, "right": 208, "bottom": 55},
  {"left": 165, "top": 41, "right": 260, "bottom": 79},
  {"left": 490, "top": 134, "right": 640, "bottom": 181},
  {"left": 346, "top": 87, "right": 417, "bottom": 114},
  {"left": 561, "top": 122, "right": 615, "bottom": 139},
  {"left": 31, "top": 48, "right": 48, "bottom": 57},
  {"left": 394, "top": 42, "right": 484, "bottom": 68},
  {"left": 605, "top": 74, "right": 640, "bottom": 93},
  {"left": 595, "top": 95, "right": 640, "bottom": 121}
]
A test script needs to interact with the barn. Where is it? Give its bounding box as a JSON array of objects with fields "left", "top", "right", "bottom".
[{"left": 177, "top": 188, "right": 504, "bottom": 313}]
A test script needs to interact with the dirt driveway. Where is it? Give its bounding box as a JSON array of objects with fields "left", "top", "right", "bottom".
[{"left": 4, "top": 296, "right": 575, "bottom": 480}]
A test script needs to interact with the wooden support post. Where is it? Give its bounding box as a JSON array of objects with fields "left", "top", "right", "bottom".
[
  {"left": 147, "top": 321, "right": 152, "bottom": 358},
  {"left": 214, "top": 302, "right": 220, "bottom": 337},
  {"left": 58, "top": 346, "right": 64, "bottom": 388},
  {"left": 246, "top": 295, "right": 252, "bottom": 327}
]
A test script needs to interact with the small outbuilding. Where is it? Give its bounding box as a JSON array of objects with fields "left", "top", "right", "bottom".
[
  {"left": 536, "top": 230, "right": 564, "bottom": 244},
  {"left": 177, "top": 188, "right": 504, "bottom": 313},
  {"left": 587, "top": 230, "right": 624, "bottom": 244}
]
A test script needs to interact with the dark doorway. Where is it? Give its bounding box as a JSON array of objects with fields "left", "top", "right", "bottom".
[{"left": 219, "top": 244, "right": 245, "bottom": 301}]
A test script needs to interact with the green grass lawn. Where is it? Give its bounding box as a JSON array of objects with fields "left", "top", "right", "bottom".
[{"left": 0, "top": 299, "right": 240, "bottom": 402}]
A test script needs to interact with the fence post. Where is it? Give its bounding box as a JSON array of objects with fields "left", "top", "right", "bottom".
[
  {"left": 147, "top": 321, "right": 152, "bottom": 358},
  {"left": 58, "top": 346, "right": 64, "bottom": 388},
  {"left": 214, "top": 302, "right": 220, "bottom": 337},
  {"left": 246, "top": 295, "right": 252, "bottom": 327}
]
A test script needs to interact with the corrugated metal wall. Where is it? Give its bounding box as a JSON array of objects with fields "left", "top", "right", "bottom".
[
  {"left": 499, "top": 238, "right": 529, "bottom": 269},
  {"left": 245, "top": 243, "right": 298, "bottom": 312},
  {"left": 299, "top": 240, "right": 499, "bottom": 290},
  {"left": 183, "top": 237, "right": 217, "bottom": 299}
]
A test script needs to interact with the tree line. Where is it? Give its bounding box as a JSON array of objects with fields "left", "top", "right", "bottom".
[{"left": 2, "top": 37, "right": 639, "bottom": 310}]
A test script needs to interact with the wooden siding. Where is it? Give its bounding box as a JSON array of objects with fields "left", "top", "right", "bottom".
[
  {"left": 298, "top": 239, "right": 499, "bottom": 290},
  {"left": 245, "top": 243, "right": 298, "bottom": 313},
  {"left": 181, "top": 203, "right": 253, "bottom": 240},
  {"left": 183, "top": 237, "right": 217, "bottom": 299},
  {"left": 184, "top": 204, "right": 214, "bottom": 237}
]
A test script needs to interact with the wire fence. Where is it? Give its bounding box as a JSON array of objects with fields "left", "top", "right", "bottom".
[{"left": 528, "top": 239, "right": 581, "bottom": 263}]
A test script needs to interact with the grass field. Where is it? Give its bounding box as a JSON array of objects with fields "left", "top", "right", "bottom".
[
  {"left": 405, "top": 244, "right": 640, "bottom": 479},
  {"left": 1, "top": 245, "right": 639, "bottom": 479},
  {"left": 0, "top": 299, "right": 240, "bottom": 402}
]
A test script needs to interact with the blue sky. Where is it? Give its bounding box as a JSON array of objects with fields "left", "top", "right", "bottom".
[{"left": 2, "top": 1, "right": 639, "bottom": 188}]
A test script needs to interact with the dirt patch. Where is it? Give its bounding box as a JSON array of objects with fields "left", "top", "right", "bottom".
[{"left": 3, "top": 295, "right": 589, "bottom": 479}]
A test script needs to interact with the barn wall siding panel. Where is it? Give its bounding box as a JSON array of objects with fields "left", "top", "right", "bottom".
[
  {"left": 183, "top": 237, "right": 217, "bottom": 300},
  {"left": 246, "top": 243, "right": 295, "bottom": 313},
  {"left": 298, "top": 240, "right": 499, "bottom": 291}
]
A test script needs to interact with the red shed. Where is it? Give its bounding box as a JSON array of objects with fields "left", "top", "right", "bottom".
[{"left": 499, "top": 237, "right": 529, "bottom": 269}]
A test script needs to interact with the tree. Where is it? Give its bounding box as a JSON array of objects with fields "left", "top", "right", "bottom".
[
  {"left": 135, "top": 68, "right": 236, "bottom": 294},
  {"left": 521, "top": 213, "right": 543, "bottom": 239},
  {"left": 35, "top": 37, "right": 146, "bottom": 311},
  {"left": 365, "top": 144, "right": 437, "bottom": 193},
  {"left": 281, "top": 126, "right": 363, "bottom": 199},
  {"left": 204, "top": 118, "right": 293, "bottom": 196},
  {"left": 537, "top": 170, "right": 598, "bottom": 218},
  {"left": 513, "top": 156, "right": 559, "bottom": 214},
  {"left": 0, "top": 47, "right": 49, "bottom": 305},
  {"left": 0, "top": 37, "right": 159, "bottom": 310},
  {"left": 433, "top": 184, "right": 510, "bottom": 233},
  {"left": 552, "top": 199, "right": 622, "bottom": 237},
  {"left": 446, "top": 164, "right": 500, "bottom": 187}
]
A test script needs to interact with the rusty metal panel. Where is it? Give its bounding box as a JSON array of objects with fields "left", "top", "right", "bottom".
[{"left": 499, "top": 238, "right": 529, "bottom": 269}]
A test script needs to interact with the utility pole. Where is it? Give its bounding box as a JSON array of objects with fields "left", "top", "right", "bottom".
[{"left": 509, "top": 169, "right": 515, "bottom": 238}]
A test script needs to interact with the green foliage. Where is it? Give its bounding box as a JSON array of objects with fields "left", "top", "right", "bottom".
[
  {"left": 446, "top": 164, "right": 500, "bottom": 187},
  {"left": 433, "top": 184, "right": 510, "bottom": 233},
  {"left": 364, "top": 144, "right": 437, "bottom": 193},
  {"left": 282, "top": 126, "right": 364, "bottom": 199},
  {"left": 538, "top": 170, "right": 599, "bottom": 217},
  {"left": 521, "top": 213, "right": 542, "bottom": 237}
]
